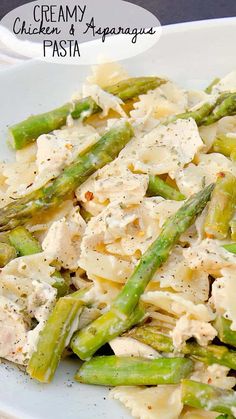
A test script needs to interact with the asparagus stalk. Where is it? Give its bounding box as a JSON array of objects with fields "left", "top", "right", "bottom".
[
  {"left": 9, "top": 226, "right": 42, "bottom": 256},
  {"left": 8, "top": 77, "right": 165, "bottom": 150},
  {"left": 103, "top": 77, "right": 165, "bottom": 102},
  {"left": 9, "top": 226, "right": 68, "bottom": 296},
  {"left": 0, "top": 121, "right": 134, "bottom": 232},
  {"left": 127, "top": 326, "right": 236, "bottom": 369},
  {"left": 204, "top": 172, "right": 236, "bottom": 239},
  {"left": 186, "top": 338, "right": 236, "bottom": 369},
  {"left": 147, "top": 175, "right": 186, "bottom": 201},
  {"left": 51, "top": 270, "right": 70, "bottom": 298},
  {"left": 168, "top": 93, "right": 235, "bottom": 127},
  {"left": 216, "top": 415, "right": 234, "bottom": 419},
  {"left": 127, "top": 326, "right": 174, "bottom": 353},
  {"left": 212, "top": 135, "right": 236, "bottom": 158},
  {"left": 0, "top": 242, "right": 17, "bottom": 267},
  {"left": 113, "top": 183, "right": 214, "bottom": 316},
  {"left": 181, "top": 379, "right": 236, "bottom": 416},
  {"left": 75, "top": 356, "right": 193, "bottom": 386},
  {"left": 169, "top": 102, "right": 216, "bottom": 126},
  {"left": 27, "top": 287, "right": 92, "bottom": 383},
  {"left": 70, "top": 305, "right": 145, "bottom": 360},
  {"left": 214, "top": 316, "right": 236, "bottom": 348},
  {"left": 205, "top": 77, "right": 220, "bottom": 94},
  {"left": 71, "top": 184, "right": 214, "bottom": 360},
  {"left": 201, "top": 93, "right": 236, "bottom": 126},
  {"left": 80, "top": 207, "right": 92, "bottom": 223},
  {"left": 223, "top": 243, "right": 236, "bottom": 254}
]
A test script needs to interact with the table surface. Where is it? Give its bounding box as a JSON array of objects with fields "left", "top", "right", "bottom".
[{"left": 0, "top": 0, "right": 236, "bottom": 23}]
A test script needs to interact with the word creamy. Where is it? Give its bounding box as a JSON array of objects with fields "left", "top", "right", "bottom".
[{"left": 33, "top": 5, "right": 86, "bottom": 23}]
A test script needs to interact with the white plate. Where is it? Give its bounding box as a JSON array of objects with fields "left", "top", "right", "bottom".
[{"left": 0, "top": 17, "right": 236, "bottom": 419}]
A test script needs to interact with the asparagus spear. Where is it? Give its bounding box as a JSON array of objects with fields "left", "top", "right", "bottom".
[
  {"left": 212, "top": 135, "right": 236, "bottom": 158},
  {"left": 0, "top": 242, "right": 17, "bottom": 267},
  {"left": 8, "top": 77, "right": 165, "bottom": 150},
  {"left": 75, "top": 356, "right": 193, "bottom": 386},
  {"left": 113, "top": 183, "right": 214, "bottom": 316},
  {"left": 71, "top": 184, "right": 214, "bottom": 360},
  {"left": 80, "top": 207, "right": 92, "bottom": 223},
  {"left": 51, "top": 270, "right": 70, "bottom": 298},
  {"left": 201, "top": 93, "right": 236, "bottom": 126},
  {"left": 204, "top": 172, "right": 236, "bottom": 239},
  {"left": 205, "top": 77, "right": 220, "bottom": 94},
  {"left": 168, "top": 93, "right": 235, "bottom": 127},
  {"left": 127, "top": 326, "right": 174, "bottom": 353},
  {"left": 9, "top": 226, "right": 42, "bottom": 256},
  {"left": 9, "top": 103, "right": 76, "bottom": 150},
  {"left": 147, "top": 175, "right": 186, "bottom": 201},
  {"left": 70, "top": 305, "right": 145, "bottom": 360},
  {"left": 216, "top": 415, "right": 234, "bottom": 419},
  {"left": 27, "top": 287, "right": 92, "bottom": 383},
  {"left": 8, "top": 226, "right": 68, "bottom": 296},
  {"left": 181, "top": 379, "right": 236, "bottom": 416},
  {"left": 0, "top": 121, "right": 134, "bottom": 232},
  {"left": 223, "top": 243, "right": 236, "bottom": 254},
  {"left": 214, "top": 316, "right": 236, "bottom": 348},
  {"left": 127, "top": 326, "right": 236, "bottom": 369},
  {"left": 169, "top": 102, "right": 216, "bottom": 126}
]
